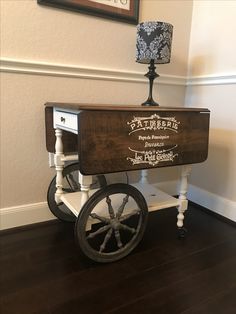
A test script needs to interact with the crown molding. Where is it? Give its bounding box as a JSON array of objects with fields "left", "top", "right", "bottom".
[{"left": 0, "top": 58, "right": 186, "bottom": 86}]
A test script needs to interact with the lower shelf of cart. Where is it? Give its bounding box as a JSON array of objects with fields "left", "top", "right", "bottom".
[{"left": 60, "top": 183, "right": 180, "bottom": 218}]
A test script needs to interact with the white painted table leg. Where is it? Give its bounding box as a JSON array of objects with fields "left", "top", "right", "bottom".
[
  {"left": 177, "top": 165, "right": 192, "bottom": 228},
  {"left": 140, "top": 169, "right": 148, "bottom": 184},
  {"left": 54, "top": 129, "right": 65, "bottom": 204},
  {"left": 79, "top": 172, "right": 93, "bottom": 207}
]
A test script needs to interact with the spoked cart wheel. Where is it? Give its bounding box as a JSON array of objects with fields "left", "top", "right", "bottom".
[
  {"left": 47, "top": 163, "right": 107, "bottom": 222},
  {"left": 75, "top": 183, "right": 148, "bottom": 263}
]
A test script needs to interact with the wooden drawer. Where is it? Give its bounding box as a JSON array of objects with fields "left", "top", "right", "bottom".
[
  {"left": 45, "top": 107, "right": 78, "bottom": 153},
  {"left": 53, "top": 108, "right": 79, "bottom": 134}
]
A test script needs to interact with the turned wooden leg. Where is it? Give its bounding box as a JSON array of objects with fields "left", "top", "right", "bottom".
[
  {"left": 54, "top": 129, "right": 65, "bottom": 204},
  {"left": 177, "top": 165, "right": 192, "bottom": 235},
  {"left": 79, "top": 172, "right": 93, "bottom": 207}
]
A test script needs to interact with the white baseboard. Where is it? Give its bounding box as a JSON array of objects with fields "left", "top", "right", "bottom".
[
  {"left": 188, "top": 184, "right": 236, "bottom": 222},
  {"left": 0, "top": 181, "right": 178, "bottom": 231},
  {"left": 155, "top": 180, "right": 236, "bottom": 222},
  {"left": 1, "top": 181, "right": 235, "bottom": 230},
  {"left": 0, "top": 202, "right": 55, "bottom": 230}
]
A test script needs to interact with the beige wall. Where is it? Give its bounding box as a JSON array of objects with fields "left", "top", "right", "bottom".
[
  {"left": 188, "top": 0, "right": 236, "bottom": 77},
  {"left": 0, "top": 0, "right": 192, "bottom": 223},
  {"left": 1, "top": 0, "right": 193, "bottom": 76},
  {"left": 186, "top": 1, "right": 236, "bottom": 219},
  {"left": 141, "top": 0, "right": 193, "bottom": 76}
]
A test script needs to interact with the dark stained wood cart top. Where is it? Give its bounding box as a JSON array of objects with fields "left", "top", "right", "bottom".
[
  {"left": 45, "top": 103, "right": 210, "bottom": 175},
  {"left": 45, "top": 102, "right": 210, "bottom": 113}
]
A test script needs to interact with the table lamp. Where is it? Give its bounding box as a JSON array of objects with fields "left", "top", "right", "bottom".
[{"left": 136, "top": 21, "right": 173, "bottom": 106}]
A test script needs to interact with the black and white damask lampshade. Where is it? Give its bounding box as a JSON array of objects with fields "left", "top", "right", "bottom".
[{"left": 136, "top": 21, "right": 173, "bottom": 106}]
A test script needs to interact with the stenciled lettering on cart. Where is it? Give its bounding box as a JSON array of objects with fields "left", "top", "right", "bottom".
[
  {"left": 127, "top": 146, "right": 178, "bottom": 166},
  {"left": 138, "top": 135, "right": 170, "bottom": 141},
  {"left": 127, "top": 114, "right": 180, "bottom": 135},
  {"left": 144, "top": 142, "right": 164, "bottom": 148}
]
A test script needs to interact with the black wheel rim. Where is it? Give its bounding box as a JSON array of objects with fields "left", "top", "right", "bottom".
[{"left": 75, "top": 183, "right": 148, "bottom": 263}]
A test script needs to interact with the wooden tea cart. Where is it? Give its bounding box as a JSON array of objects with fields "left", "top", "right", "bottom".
[{"left": 45, "top": 103, "right": 210, "bottom": 263}]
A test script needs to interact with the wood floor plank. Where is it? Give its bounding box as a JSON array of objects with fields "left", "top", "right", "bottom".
[
  {"left": 48, "top": 240, "right": 236, "bottom": 314},
  {"left": 107, "top": 256, "right": 236, "bottom": 314},
  {"left": 182, "top": 284, "right": 236, "bottom": 314},
  {"left": 0, "top": 206, "right": 235, "bottom": 314}
]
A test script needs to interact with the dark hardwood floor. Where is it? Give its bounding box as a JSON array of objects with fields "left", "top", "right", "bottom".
[{"left": 0, "top": 204, "right": 235, "bottom": 314}]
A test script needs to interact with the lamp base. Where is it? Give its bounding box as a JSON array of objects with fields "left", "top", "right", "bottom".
[{"left": 141, "top": 99, "right": 159, "bottom": 106}]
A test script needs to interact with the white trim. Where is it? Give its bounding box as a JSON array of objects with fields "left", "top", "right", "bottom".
[
  {"left": 0, "top": 58, "right": 186, "bottom": 85},
  {"left": 0, "top": 181, "right": 178, "bottom": 230},
  {"left": 188, "top": 184, "right": 236, "bottom": 222},
  {"left": 156, "top": 180, "right": 236, "bottom": 222},
  {"left": 0, "top": 202, "right": 55, "bottom": 230},
  {"left": 1, "top": 181, "right": 235, "bottom": 230},
  {"left": 187, "top": 74, "right": 236, "bottom": 86},
  {"left": 1, "top": 58, "right": 236, "bottom": 86}
]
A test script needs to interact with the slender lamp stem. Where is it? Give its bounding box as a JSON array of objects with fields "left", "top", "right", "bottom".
[{"left": 142, "top": 59, "right": 159, "bottom": 106}]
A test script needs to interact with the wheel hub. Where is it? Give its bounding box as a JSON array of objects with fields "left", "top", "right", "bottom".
[{"left": 110, "top": 218, "right": 121, "bottom": 230}]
